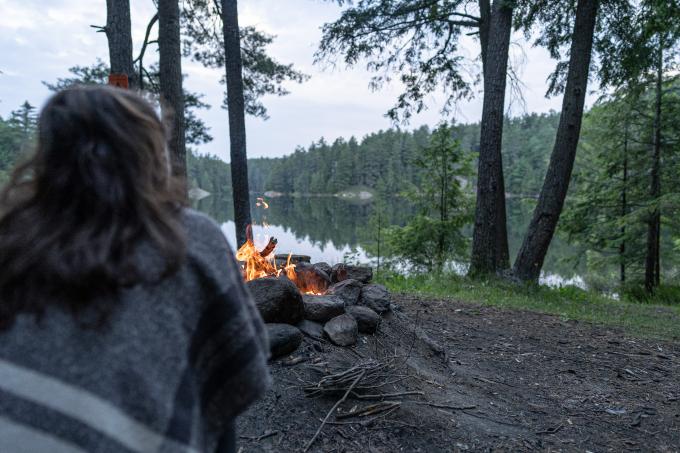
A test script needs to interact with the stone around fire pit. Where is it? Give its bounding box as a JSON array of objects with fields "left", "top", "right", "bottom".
[
  {"left": 326, "top": 279, "right": 363, "bottom": 306},
  {"left": 274, "top": 254, "right": 311, "bottom": 267},
  {"left": 266, "top": 323, "right": 303, "bottom": 359},
  {"left": 302, "top": 295, "right": 345, "bottom": 322},
  {"left": 345, "top": 306, "right": 381, "bottom": 334},
  {"left": 323, "top": 314, "right": 358, "bottom": 346},
  {"left": 359, "top": 284, "right": 391, "bottom": 314},
  {"left": 331, "top": 264, "right": 373, "bottom": 284},
  {"left": 297, "top": 319, "right": 324, "bottom": 340},
  {"left": 247, "top": 277, "right": 304, "bottom": 325},
  {"left": 313, "top": 262, "right": 332, "bottom": 277}
]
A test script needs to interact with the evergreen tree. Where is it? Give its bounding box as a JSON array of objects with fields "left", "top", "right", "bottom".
[{"left": 383, "top": 123, "right": 473, "bottom": 271}]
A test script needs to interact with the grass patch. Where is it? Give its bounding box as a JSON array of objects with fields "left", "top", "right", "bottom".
[{"left": 376, "top": 272, "right": 680, "bottom": 340}]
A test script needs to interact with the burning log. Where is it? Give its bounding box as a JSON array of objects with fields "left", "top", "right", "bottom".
[
  {"left": 243, "top": 224, "right": 278, "bottom": 258},
  {"left": 259, "top": 237, "right": 277, "bottom": 258}
]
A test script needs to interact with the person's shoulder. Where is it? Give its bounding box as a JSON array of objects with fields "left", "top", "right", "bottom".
[
  {"left": 181, "top": 208, "right": 231, "bottom": 254},
  {"left": 181, "top": 208, "right": 222, "bottom": 235}
]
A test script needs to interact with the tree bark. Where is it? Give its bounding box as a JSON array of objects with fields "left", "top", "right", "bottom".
[
  {"left": 513, "top": 0, "right": 599, "bottom": 282},
  {"left": 469, "top": 0, "right": 512, "bottom": 277},
  {"left": 620, "top": 122, "right": 628, "bottom": 284},
  {"left": 158, "top": 0, "right": 187, "bottom": 179},
  {"left": 221, "top": 0, "right": 252, "bottom": 246},
  {"left": 478, "top": 0, "right": 491, "bottom": 78},
  {"left": 105, "top": 0, "right": 136, "bottom": 89},
  {"left": 645, "top": 39, "right": 663, "bottom": 292}
]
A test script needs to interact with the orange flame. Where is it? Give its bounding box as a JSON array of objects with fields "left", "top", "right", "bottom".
[{"left": 235, "top": 198, "right": 327, "bottom": 294}]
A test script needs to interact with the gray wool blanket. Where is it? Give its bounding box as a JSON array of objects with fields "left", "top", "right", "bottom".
[{"left": 0, "top": 209, "right": 271, "bottom": 453}]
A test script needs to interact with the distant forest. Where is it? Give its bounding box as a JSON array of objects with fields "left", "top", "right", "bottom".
[{"left": 189, "top": 111, "right": 560, "bottom": 198}]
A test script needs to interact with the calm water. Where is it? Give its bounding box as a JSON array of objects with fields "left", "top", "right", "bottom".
[{"left": 194, "top": 194, "right": 586, "bottom": 287}]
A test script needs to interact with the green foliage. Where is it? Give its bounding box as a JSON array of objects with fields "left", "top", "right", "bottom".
[
  {"left": 0, "top": 102, "right": 38, "bottom": 184},
  {"left": 562, "top": 77, "right": 680, "bottom": 290},
  {"left": 317, "top": 0, "right": 481, "bottom": 122},
  {"left": 247, "top": 113, "right": 559, "bottom": 200},
  {"left": 380, "top": 123, "right": 472, "bottom": 271},
  {"left": 182, "top": 0, "right": 308, "bottom": 119}
]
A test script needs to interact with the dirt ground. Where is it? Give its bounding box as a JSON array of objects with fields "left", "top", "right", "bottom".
[{"left": 237, "top": 294, "right": 680, "bottom": 452}]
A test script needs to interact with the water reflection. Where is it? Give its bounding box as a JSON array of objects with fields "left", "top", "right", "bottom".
[{"left": 194, "top": 194, "right": 586, "bottom": 286}]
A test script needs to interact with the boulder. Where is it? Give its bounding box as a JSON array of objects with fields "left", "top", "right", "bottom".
[
  {"left": 323, "top": 314, "right": 359, "bottom": 346},
  {"left": 346, "top": 306, "right": 381, "bottom": 334},
  {"left": 275, "top": 254, "right": 311, "bottom": 267},
  {"left": 359, "top": 284, "right": 391, "bottom": 314},
  {"left": 313, "top": 262, "right": 333, "bottom": 277},
  {"left": 297, "top": 319, "right": 324, "bottom": 340},
  {"left": 267, "top": 323, "right": 303, "bottom": 359},
  {"left": 331, "top": 264, "right": 373, "bottom": 284},
  {"left": 326, "top": 279, "right": 363, "bottom": 306},
  {"left": 247, "top": 277, "right": 304, "bottom": 324},
  {"left": 302, "top": 295, "right": 345, "bottom": 322}
]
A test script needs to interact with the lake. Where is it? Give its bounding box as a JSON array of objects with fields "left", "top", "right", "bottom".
[{"left": 193, "top": 194, "right": 587, "bottom": 288}]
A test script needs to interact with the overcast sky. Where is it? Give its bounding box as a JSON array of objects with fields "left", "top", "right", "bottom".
[{"left": 0, "top": 0, "right": 583, "bottom": 162}]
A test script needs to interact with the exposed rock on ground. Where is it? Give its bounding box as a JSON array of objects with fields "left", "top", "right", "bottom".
[
  {"left": 359, "top": 283, "right": 391, "bottom": 314},
  {"left": 331, "top": 264, "right": 373, "bottom": 284},
  {"left": 247, "top": 277, "right": 304, "bottom": 325},
  {"left": 302, "top": 295, "right": 345, "bottom": 322},
  {"left": 296, "top": 320, "right": 324, "bottom": 340},
  {"left": 323, "top": 314, "right": 359, "bottom": 346},
  {"left": 266, "top": 323, "right": 303, "bottom": 359},
  {"left": 326, "top": 279, "right": 362, "bottom": 306},
  {"left": 345, "top": 305, "right": 380, "bottom": 334}
]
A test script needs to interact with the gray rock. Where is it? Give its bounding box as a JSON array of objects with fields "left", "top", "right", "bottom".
[
  {"left": 303, "top": 295, "right": 345, "bottom": 322},
  {"left": 297, "top": 319, "right": 324, "bottom": 340},
  {"left": 326, "top": 279, "right": 363, "bottom": 306},
  {"left": 275, "top": 254, "right": 311, "bottom": 267},
  {"left": 247, "top": 277, "right": 304, "bottom": 324},
  {"left": 313, "top": 262, "right": 333, "bottom": 276},
  {"left": 346, "top": 305, "right": 381, "bottom": 334},
  {"left": 359, "top": 284, "right": 391, "bottom": 314},
  {"left": 267, "top": 323, "right": 303, "bottom": 359},
  {"left": 331, "top": 264, "right": 373, "bottom": 284},
  {"left": 323, "top": 314, "right": 359, "bottom": 346}
]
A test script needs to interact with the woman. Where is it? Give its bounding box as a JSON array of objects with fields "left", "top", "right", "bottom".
[{"left": 0, "top": 85, "right": 270, "bottom": 452}]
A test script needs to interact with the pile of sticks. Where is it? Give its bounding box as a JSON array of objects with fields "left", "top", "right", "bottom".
[{"left": 301, "top": 358, "right": 424, "bottom": 451}]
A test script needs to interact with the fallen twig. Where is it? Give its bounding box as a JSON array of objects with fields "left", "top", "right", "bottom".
[
  {"left": 303, "top": 369, "right": 366, "bottom": 452},
  {"left": 336, "top": 401, "right": 401, "bottom": 419},
  {"left": 239, "top": 430, "right": 279, "bottom": 441},
  {"left": 411, "top": 402, "right": 477, "bottom": 411},
  {"left": 350, "top": 390, "right": 424, "bottom": 400}
]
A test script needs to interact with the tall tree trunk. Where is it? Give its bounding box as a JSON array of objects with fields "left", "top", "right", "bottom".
[
  {"left": 512, "top": 0, "right": 599, "bottom": 282},
  {"left": 221, "top": 0, "right": 252, "bottom": 246},
  {"left": 469, "top": 0, "right": 512, "bottom": 277},
  {"left": 620, "top": 121, "right": 628, "bottom": 284},
  {"left": 645, "top": 40, "right": 663, "bottom": 292},
  {"left": 158, "top": 0, "right": 187, "bottom": 179},
  {"left": 478, "top": 0, "right": 491, "bottom": 77},
  {"left": 105, "top": 0, "right": 136, "bottom": 88}
]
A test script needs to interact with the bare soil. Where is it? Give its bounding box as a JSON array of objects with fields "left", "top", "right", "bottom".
[{"left": 237, "top": 294, "right": 680, "bottom": 452}]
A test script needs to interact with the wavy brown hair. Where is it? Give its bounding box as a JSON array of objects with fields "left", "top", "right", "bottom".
[{"left": 0, "top": 85, "right": 187, "bottom": 329}]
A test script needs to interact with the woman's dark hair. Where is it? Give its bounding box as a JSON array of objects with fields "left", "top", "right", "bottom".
[{"left": 0, "top": 85, "right": 187, "bottom": 329}]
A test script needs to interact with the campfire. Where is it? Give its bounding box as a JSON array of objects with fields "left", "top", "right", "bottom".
[{"left": 235, "top": 198, "right": 330, "bottom": 295}]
